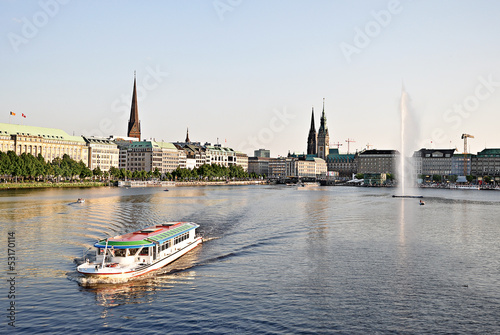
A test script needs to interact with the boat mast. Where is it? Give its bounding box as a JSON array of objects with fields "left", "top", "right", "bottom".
[{"left": 101, "top": 239, "right": 108, "bottom": 269}]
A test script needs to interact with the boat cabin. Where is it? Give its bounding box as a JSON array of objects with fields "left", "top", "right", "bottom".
[{"left": 94, "top": 222, "right": 197, "bottom": 266}]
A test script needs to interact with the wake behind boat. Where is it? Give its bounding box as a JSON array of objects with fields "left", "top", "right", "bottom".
[{"left": 77, "top": 222, "right": 202, "bottom": 280}]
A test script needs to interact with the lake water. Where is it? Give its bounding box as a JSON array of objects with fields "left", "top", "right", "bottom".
[{"left": 1, "top": 185, "right": 500, "bottom": 334}]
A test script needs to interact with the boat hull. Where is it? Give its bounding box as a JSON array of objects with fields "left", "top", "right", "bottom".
[{"left": 77, "top": 236, "right": 202, "bottom": 279}]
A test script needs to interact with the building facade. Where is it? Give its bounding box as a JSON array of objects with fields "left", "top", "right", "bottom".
[
  {"left": 0, "top": 123, "right": 88, "bottom": 164},
  {"left": 254, "top": 149, "right": 270, "bottom": 158},
  {"left": 357, "top": 149, "right": 398, "bottom": 174},
  {"left": 413, "top": 148, "right": 455, "bottom": 177},
  {"left": 126, "top": 141, "right": 180, "bottom": 173},
  {"left": 472, "top": 148, "right": 500, "bottom": 177},
  {"left": 451, "top": 153, "right": 472, "bottom": 176},
  {"left": 248, "top": 157, "right": 270, "bottom": 176},
  {"left": 326, "top": 148, "right": 356, "bottom": 177},
  {"left": 83, "top": 137, "right": 119, "bottom": 171}
]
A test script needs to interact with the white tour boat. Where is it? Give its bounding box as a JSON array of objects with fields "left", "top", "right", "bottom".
[
  {"left": 77, "top": 222, "right": 202, "bottom": 279},
  {"left": 450, "top": 184, "right": 480, "bottom": 190}
]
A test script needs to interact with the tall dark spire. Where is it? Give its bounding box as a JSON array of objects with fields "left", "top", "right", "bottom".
[
  {"left": 185, "top": 127, "right": 190, "bottom": 143},
  {"left": 127, "top": 72, "right": 141, "bottom": 141},
  {"left": 307, "top": 107, "right": 317, "bottom": 155},
  {"left": 317, "top": 98, "right": 330, "bottom": 159}
]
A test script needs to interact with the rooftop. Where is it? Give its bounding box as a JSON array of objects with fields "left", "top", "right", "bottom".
[{"left": 0, "top": 122, "right": 85, "bottom": 143}]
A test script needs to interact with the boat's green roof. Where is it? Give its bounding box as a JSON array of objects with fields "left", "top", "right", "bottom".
[{"left": 94, "top": 222, "right": 198, "bottom": 249}]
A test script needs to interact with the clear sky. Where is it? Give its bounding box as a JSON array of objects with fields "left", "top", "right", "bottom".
[{"left": 2, "top": 0, "right": 500, "bottom": 157}]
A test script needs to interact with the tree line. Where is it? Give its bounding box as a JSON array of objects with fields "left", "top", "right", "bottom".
[{"left": 0, "top": 151, "right": 261, "bottom": 182}]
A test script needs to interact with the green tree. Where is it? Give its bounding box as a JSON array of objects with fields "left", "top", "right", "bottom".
[
  {"left": 93, "top": 167, "right": 103, "bottom": 181},
  {"left": 153, "top": 167, "right": 161, "bottom": 179}
]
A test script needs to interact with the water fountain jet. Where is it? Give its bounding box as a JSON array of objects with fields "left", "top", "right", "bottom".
[{"left": 393, "top": 85, "right": 422, "bottom": 199}]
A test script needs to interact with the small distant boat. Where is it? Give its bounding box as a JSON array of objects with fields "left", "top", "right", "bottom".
[
  {"left": 77, "top": 222, "right": 202, "bottom": 279},
  {"left": 164, "top": 189, "right": 169, "bottom": 192},
  {"left": 419, "top": 200, "right": 425, "bottom": 206},
  {"left": 450, "top": 184, "right": 480, "bottom": 190},
  {"left": 77, "top": 198, "right": 85, "bottom": 203}
]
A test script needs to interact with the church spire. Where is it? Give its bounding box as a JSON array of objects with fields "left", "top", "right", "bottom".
[
  {"left": 127, "top": 72, "right": 141, "bottom": 141},
  {"left": 317, "top": 98, "right": 330, "bottom": 159},
  {"left": 307, "top": 107, "right": 317, "bottom": 155},
  {"left": 185, "top": 127, "right": 190, "bottom": 143}
]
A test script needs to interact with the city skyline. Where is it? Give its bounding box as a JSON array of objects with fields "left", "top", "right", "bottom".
[{"left": 2, "top": 1, "right": 500, "bottom": 157}]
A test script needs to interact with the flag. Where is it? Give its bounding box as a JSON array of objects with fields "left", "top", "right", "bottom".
[
  {"left": 10, "top": 111, "right": 15, "bottom": 116},
  {"left": 22, "top": 113, "right": 26, "bottom": 118}
]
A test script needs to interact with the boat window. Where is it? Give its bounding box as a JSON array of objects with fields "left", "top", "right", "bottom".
[
  {"left": 115, "top": 249, "right": 126, "bottom": 257},
  {"left": 139, "top": 247, "right": 149, "bottom": 256},
  {"left": 128, "top": 248, "right": 139, "bottom": 256}
]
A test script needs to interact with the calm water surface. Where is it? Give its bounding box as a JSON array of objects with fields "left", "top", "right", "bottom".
[{"left": 1, "top": 185, "right": 500, "bottom": 334}]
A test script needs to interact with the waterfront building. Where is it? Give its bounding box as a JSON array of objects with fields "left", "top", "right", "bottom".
[
  {"left": 83, "top": 136, "right": 119, "bottom": 171},
  {"left": 112, "top": 138, "right": 135, "bottom": 170},
  {"left": 0, "top": 123, "right": 88, "bottom": 164},
  {"left": 177, "top": 147, "right": 187, "bottom": 169},
  {"left": 235, "top": 151, "right": 249, "bottom": 172},
  {"left": 179, "top": 144, "right": 208, "bottom": 168},
  {"left": 286, "top": 154, "right": 327, "bottom": 179},
  {"left": 357, "top": 149, "right": 398, "bottom": 174},
  {"left": 254, "top": 149, "right": 270, "bottom": 158},
  {"left": 326, "top": 148, "right": 356, "bottom": 177},
  {"left": 451, "top": 153, "right": 472, "bottom": 176},
  {"left": 471, "top": 148, "right": 500, "bottom": 177},
  {"left": 205, "top": 144, "right": 236, "bottom": 167},
  {"left": 127, "top": 74, "right": 141, "bottom": 141},
  {"left": 126, "top": 141, "right": 179, "bottom": 173},
  {"left": 268, "top": 157, "right": 289, "bottom": 179},
  {"left": 297, "top": 156, "right": 327, "bottom": 178},
  {"left": 412, "top": 148, "right": 455, "bottom": 177},
  {"left": 248, "top": 157, "right": 270, "bottom": 176}
]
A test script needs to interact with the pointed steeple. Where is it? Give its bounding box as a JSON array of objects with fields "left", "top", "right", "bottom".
[
  {"left": 307, "top": 107, "right": 317, "bottom": 155},
  {"left": 310, "top": 107, "right": 315, "bottom": 130},
  {"left": 127, "top": 72, "right": 141, "bottom": 141},
  {"left": 317, "top": 98, "right": 330, "bottom": 159},
  {"left": 319, "top": 98, "right": 328, "bottom": 134},
  {"left": 185, "top": 127, "right": 190, "bottom": 143}
]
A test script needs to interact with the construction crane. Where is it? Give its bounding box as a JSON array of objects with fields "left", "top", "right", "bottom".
[
  {"left": 461, "top": 133, "right": 474, "bottom": 176},
  {"left": 345, "top": 138, "right": 356, "bottom": 154},
  {"left": 331, "top": 142, "right": 343, "bottom": 150}
]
